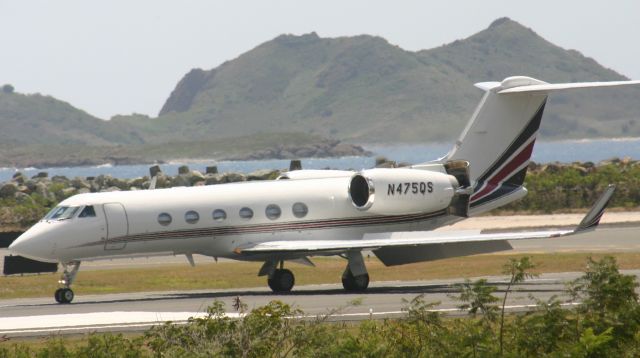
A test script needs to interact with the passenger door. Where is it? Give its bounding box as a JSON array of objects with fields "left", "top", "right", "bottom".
[{"left": 103, "top": 203, "right": 129, "bottom": 250}]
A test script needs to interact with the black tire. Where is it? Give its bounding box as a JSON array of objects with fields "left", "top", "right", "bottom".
[
  {"left": 342, "top": 269, "right": 369, "bottom": 291},
  {"left": 268, "top": 269, "right": 295, "bottom": 292},
  {"left": 54, "top": 288, "right": 64, "bottom": 303},
  {"left": 60, "top": 288, "right": 74, "bottom": 304}
]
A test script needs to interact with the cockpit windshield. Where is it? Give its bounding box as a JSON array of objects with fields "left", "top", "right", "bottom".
[{"left": 44, "top": 206, "right": 81, "bottom": 221}]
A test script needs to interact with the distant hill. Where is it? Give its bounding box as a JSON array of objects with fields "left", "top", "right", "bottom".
[
  {"left": 154, "top": 17, "right": 640, "bottom": 143},
  {"left": 1, "top": 17, "right": 639, "bottom": 167},
  {"left": 0, "top": 90, "right": 142, "bottom": 146}
]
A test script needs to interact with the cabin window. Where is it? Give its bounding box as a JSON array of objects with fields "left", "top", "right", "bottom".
[
  {"left": 79, "top": 205, "right": 96, "bottom": 218},
  {"left": 212, "top": 209, "right": 227, "bottom": 222},
  {"left": 239, "top": 207, "right": 253, "bottom": 220},
  {"left": 292, "top": 202, "right": 309, "bottom": 218},
  {"left": 265, "top": 204, "right": 281, "bottom": 220},
  {"left": 185, "top": 210, "right": 200, "bottom": 224},
  {"left": 158, "top": 213, "right": 172, "bottom": 226}
]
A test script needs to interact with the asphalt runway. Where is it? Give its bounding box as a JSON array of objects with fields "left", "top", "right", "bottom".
[
  {"left": 0, "top": 271, "right": 602, "bottom": 337},
  {"left": 1, "top": 224, "right": 639, "bottom": 337}
]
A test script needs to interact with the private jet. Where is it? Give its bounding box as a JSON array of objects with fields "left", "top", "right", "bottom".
[{"left": 9, "top": 76, "right": 638, "bottom": 303}]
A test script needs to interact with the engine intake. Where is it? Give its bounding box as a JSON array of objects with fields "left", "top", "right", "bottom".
[{"left": 349, "top": 174, "right": 374, "bottom": 209}]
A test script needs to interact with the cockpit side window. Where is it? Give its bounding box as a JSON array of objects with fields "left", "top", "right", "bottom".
[
  {"left": 44, "top": 206, "right": 80, "bottom": 220},
  {"left": 79, "top": 205, "right": 96, "bottom": 218}
]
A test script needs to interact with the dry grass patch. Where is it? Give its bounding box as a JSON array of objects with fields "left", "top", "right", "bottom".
[{"left": 3, "top": 252, "right": 640, "bottom": 300}]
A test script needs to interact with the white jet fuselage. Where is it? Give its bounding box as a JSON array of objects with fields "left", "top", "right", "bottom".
[{"left": 17, "top": 171, "right": 459, "bottom": 263}]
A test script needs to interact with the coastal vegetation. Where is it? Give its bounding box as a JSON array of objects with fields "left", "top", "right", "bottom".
[{"left": 3, "top": 256, "right": 640, "bottom": 357}]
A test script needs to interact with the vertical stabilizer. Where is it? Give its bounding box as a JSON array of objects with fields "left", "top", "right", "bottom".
[
  {"left": 446, "top": 77, "right": 548, "bottom": 213},
  {"left": 445, "top": 76, "right": 640, "bottom": 215}
]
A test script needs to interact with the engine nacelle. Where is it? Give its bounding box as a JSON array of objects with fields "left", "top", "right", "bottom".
[
  {"left": 348, "top": 168, "right": 458, "bottom": 215},
  {"left": 277, "top": 170, "right": 354, "bottom": 180}
]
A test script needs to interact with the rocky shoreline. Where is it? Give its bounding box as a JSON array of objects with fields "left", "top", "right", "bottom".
[
  {"left": 0, "top": 158, "right": 638, "bottom": 231},
  {"left": 0, "top": 140, "right": 370, "bottom": 169}
]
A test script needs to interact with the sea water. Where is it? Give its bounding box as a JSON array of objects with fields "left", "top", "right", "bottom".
[{"left": 1, "top": 138, "right": 639, "bottom": 182}]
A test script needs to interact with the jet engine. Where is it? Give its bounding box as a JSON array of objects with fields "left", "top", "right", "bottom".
[{"left": 348, "top": 168, "right": 462, "bottom": 215}]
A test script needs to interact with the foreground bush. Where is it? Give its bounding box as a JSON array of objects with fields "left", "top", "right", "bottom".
[{"left": 1, "top": 256, "right": 640, "bottom": 357}]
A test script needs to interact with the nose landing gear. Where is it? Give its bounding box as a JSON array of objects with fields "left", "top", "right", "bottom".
[{"left": 54, "top": 261, "right": 80, "bottom": 304}]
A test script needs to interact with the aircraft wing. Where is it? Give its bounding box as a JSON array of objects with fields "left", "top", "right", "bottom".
[{"left": 235, "top": 185, "right": 614, "bottom": 255}]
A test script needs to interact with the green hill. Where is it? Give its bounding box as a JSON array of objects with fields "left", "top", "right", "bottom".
[
  {"left": 154, "top": 17, "right": 640, "bottom": 143},
  {"left": 0, "top": 89, "right": 142, "bottom": 146},
  {"left": 1, "top": 17, "right": 639, "bottom": 167}
]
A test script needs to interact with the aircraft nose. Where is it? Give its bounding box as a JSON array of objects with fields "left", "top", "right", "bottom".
[{"left": 8, "top": 224, "right": 56, "bottom": 261}]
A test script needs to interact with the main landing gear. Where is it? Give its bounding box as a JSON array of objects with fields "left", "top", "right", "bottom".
[
  {"left": 55, "top": 261, "right": 80, "bottom": 304},
  {"left": 264, "top": 261, "right": 295, "bottom": 293},
  {"left": 341, "top": 251, "right": 369, "bottom": 291},
  {"left": 342, "top": 268, "right": 369, "bottom": 291},
  {"left": 260, "top": 251, "right": 370, "bottom": 293}
]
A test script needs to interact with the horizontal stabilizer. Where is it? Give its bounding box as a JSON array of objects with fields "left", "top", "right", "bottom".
[{"left": 498, "top": 79, "right": 640, "bottom": 94}]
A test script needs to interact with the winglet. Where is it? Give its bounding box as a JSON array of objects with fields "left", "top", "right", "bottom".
[{"left": 576, "top": 184, "right": 616, "bottom": 232}]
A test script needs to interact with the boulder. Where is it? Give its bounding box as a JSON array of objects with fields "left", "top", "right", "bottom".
[
  {"left": 51, "top": 175, "right": 69, "bottom": 183},
  {"left": 0, "top": 183, "right": 19, "bottom": 198},
  {"left": 221, "top": 172, "right": 246, "bottom": 183},
  {"left": 155, "top": 174, "right": 170, "bottom": 188},
  {"left": 129, "top": 177, "right": 147, "bottom": 189},
  {"left": 61, "top": 187, "right": 78, "bottom": 198},
  {"left": 376, "top": 160, "right": 396, "bottom": 168},
  {"left": 34, "top": 182, "right": 55, "bottom": 201},
  {"left": 247, "top": 169, "right": 279, "bottom": 181},
  {"left": 178, "top": 165, "right": 190, "bottom": 175},
  {"left": 14, "top": 192, "right": 35, "bottom": 205},
  {"left": 206, "top": 166, "right": 218, "bottom": 174},
  {"left": 375, "top": 156, "right": 389, "bottom": 166},
  {"left": 189, "top": 170, "right": 206, "bottom": 185},
  {"left": 101, "top": 186, "right": 121, "bottom": 192},
  {"left": 70, "top": 178, "right": 90, "bottom": 190},
  {"left": 205, "top": 174, "right": 223, "bottom": 185},
  {"left": 171, "top": 175, "right": 192, "bottom": 187},
  {"left": 11, "top": 172, "right": 25, "bottom": 184}
]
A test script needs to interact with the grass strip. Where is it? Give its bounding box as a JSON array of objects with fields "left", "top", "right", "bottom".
[{"left": 3, "top": 252, "right": 640, "bottom": 300}]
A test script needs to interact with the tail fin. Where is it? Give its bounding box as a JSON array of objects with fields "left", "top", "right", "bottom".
[{"left": 445, "top": 76, "right": 640, "bottom": 214}]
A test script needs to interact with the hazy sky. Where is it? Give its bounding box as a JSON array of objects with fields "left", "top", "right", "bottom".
[{"left": 1, "top": 0, "right": 638, "bottom": 119}]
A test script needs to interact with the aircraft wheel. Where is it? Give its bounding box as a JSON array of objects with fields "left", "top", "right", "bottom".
[
  {"left": 268, "top": 269, "right": 295, "bottom": 293},
  {"left": 61, "top": 288, "right": 75, "bottom": 303},
  {"left": 54, "top": 288, "right": 64, "bottom": 303},
  {"left": 55, "top": 288, "right": 74, "bottom": 304},
  {"left": 342, "top": 270, "right": 369, "bottom": 291}
]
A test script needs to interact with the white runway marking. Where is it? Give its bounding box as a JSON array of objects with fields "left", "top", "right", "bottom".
[
  {"left": 0, "top": 311, "right": 211, "bottom": 335},
  {"left": 0, "top": 302, "right": 581, "bottom": 336}
]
